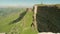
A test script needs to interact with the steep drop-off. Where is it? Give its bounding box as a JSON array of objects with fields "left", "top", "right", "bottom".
[{"left": 36, "top": 5, "right": 60, "bottom": 33}]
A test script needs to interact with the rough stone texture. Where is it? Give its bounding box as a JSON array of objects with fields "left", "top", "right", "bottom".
[
  {"left": 33, "top": 5, "right": 38, "bottom": 31},
  {"left": 34, "top": 5, "right": 60, "bottom": 33}
]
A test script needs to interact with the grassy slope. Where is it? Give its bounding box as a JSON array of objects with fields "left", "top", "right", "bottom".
[
  {"left": 8, "top": 11, "right": 37, "bottom": 34},
  {"left": 19, "top": 11, "right": 37, "bottom": 34},
  {"left": 0, "top": 10, "right": 21, "bottom": 32},
  {"left": 0, "top": 9, "right": 37, "bottom": 34},
  {"left": 0, "top": 9, "right": 25, "bottom": 32}
]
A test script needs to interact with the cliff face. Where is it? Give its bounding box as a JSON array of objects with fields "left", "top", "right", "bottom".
[{"left": 35, "top": 5, "right": 60, "bottom": 33}]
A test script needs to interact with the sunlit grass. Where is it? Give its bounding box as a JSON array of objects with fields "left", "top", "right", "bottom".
[{"left": 0, "top": 9, "right": 37, "bottom": 34}]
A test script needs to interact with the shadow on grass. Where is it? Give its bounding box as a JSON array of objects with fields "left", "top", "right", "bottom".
[
  {"left": 36, "top": 5, "right": 60, "bottom": 33},
  {"left": 9, "top": 11, "right": 27, "bottom": 25}
]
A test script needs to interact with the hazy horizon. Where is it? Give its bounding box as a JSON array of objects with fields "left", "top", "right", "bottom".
[{"left": 0, "top": 0, "right": 60, "bottom": 8}]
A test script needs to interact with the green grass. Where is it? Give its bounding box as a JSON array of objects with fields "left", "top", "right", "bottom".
[
  {"left": 0, "top": 10, "right": 21, "bottom": 32},
  {"left": 8, "top": 11, "right": 37, "bottom": 34},
  {"left": 19, "top": 11, "right": 37, "bottom": 34},
  {"left": 0, "top": 9, "right": 37, "bottom": 34}
]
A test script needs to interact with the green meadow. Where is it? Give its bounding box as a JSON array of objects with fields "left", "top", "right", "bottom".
[{"left": 0, "top": 8, "right": 37, "bottom": 34}]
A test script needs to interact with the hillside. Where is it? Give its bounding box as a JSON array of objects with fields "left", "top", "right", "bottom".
[{"left": 0, "top": 8, "right": 37, "bottom": 34}]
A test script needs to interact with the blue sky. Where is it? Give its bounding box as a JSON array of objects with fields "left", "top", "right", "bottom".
[{"left": 0, "top": 0, "right": 60, "bottom": 7}]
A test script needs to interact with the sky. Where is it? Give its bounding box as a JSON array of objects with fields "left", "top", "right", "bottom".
[{"left": 0, "top": 0, "right": 60, "bottom": 7}]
